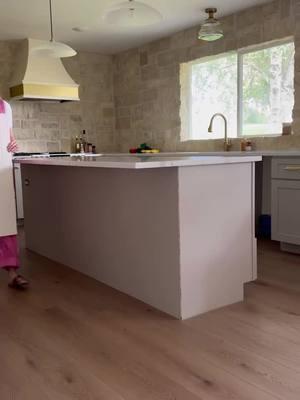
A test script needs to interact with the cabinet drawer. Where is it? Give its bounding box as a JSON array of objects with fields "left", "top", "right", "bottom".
[{"left": 272, "top": 157, "right": 300, "bottom": 180}]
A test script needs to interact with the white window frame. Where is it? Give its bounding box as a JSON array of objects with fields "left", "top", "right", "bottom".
[{"left": 182, "top": 37, "right": 294, "bottom": 141}]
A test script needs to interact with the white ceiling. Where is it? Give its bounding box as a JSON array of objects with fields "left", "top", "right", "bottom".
[{"left": 0, "top": 0, "right": 271, "bottom": 54}]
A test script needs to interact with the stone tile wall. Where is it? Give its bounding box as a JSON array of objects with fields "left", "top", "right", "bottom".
[
  {"left": 2, "top": 1, "right": 300, "bottom": 154},
  {"left": 113, "top": 0, "right": 300, "bottom": 152},
  {"left": 0, "top": 42, "right": 116, "bottom": 153}
]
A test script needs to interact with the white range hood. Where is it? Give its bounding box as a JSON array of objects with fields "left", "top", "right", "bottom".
[{"left": 10, "top": 38, "right": 79, "bottom": 102}]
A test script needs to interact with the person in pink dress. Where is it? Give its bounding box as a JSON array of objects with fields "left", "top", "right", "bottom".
[{"left": 0, "top": 99, "right": 28, "bottom": 289}]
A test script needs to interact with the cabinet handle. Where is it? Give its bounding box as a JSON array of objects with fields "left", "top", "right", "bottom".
[
  {"left": 284, "top": 166, "right": 300, "bottom": 171},
  {"left": 24, "top": 178, "right": 30, "bottom": 186}
]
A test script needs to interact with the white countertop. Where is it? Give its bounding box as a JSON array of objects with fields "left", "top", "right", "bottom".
[
  {"left": 100, "top": 150, "right": 300, "bottom": 157},
  {"left": 19, "top": 154, "right": 261, "bottom": 169},
  {"left": 163, "top": 151, "right": 300, "bottom": 157}
]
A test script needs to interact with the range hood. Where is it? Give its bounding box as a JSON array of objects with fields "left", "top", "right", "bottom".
[{"left": 10, "top": 38, "right": 79, "bottom": 102}]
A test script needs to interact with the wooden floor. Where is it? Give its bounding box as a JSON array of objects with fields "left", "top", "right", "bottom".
[{"left": 1, "top": 238, "right": 300, "bottom": 399}]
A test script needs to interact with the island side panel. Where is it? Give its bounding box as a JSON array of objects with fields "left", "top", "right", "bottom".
[
  {"left": 251, "top": 162, "right": 258, "bottom": 280},
  {"left": 22, "top": 164, "right": 181, "bottom": 318},
  {"left": 178, "top": 163, "right": 256, "bottom": 320}
]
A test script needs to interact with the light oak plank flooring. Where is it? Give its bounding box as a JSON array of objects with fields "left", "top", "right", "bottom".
[{"left": 0, "top": 237, "right": 300, "bottom": 399}]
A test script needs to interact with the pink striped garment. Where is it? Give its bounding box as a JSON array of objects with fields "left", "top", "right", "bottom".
[
  {"left": 0, "top": 99, "right": 5, "bottom": 114},
  {"left": 0, "top": 236, "right": 19, "bottom": 269}
]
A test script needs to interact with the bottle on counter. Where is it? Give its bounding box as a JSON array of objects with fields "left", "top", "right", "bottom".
[
  {"left": 241, "top": 138, "right": 253, "bottom": 151},
  {"left": 282, "top": 122, "right": 292, "bottom": 136},
  {"left": 240, "top": 138, "right": 246, "bottom": 152},
  {"left": 82, "top": 130, "right": 87, "bottom": 152},
  {"left": 245, "top": 139, "right": 253, "bottom": 151},
  {"left": 87, "top": 143, "right": 93, "bottom": 153},
  {"left": 74, "top": 136, "right": 81, "bottom": 153},
  {"left": 79, "top": 137, "right": 85, "bottom": 153}
]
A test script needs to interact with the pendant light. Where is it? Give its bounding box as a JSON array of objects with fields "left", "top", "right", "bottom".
[
  {"left": 31, "top": 0, "right": 77, "bottom": 58},
  {"left": 198, "top": 8, "right": 223, "bottom": 42},
  {"left": 104, "top": 0, "right": 162, "bottom": 27}
]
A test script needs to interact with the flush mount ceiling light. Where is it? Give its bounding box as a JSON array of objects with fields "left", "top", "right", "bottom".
[
  {"left": 30, "top": 0, "right": 77, "bottom": 58},
  {"left": 104, "top": 0, "right": 163, "bottom": 27},
  {"left": 198, "top": 8, "right": 223, "bottom": 42}
]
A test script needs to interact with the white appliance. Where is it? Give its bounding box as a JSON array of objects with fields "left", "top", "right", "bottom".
[{"left": 13, "top": 161, "right": 24, "bottom": 220}]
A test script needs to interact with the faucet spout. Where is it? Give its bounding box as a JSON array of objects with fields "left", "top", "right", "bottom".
[{"left": 208, "top": 113, "right": 232, "bottom": 151}]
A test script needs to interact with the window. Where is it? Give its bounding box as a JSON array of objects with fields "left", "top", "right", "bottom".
[{"left": 180, "top": 39, "right": 295, "bottom": 140}]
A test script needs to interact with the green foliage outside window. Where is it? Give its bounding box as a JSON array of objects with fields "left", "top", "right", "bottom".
[{"left": 184, "top": 40, "right": 295, "bottom": 139}]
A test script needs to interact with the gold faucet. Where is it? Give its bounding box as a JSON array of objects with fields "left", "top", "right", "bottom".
[{"left": 208, "top": 113, "right": 232, "bottom": 152}]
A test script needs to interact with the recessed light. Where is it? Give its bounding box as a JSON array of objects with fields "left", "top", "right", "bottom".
[
  {"left": 104, "top": 0, "right": 162, "bottom": 27},
  {"left": 72, "top": 27, "right": 90, "bottom": 33}
]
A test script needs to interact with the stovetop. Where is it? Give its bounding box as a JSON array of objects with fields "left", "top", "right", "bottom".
[{"left": 13, "top": 152, "right": 70, "bottom": 159}]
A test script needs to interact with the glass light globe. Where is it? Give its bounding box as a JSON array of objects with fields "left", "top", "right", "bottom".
[
  {"left": 198, "top": 20, "right": 223, "bottom": 42},
  {"left": 198, "top": 8, "right": 223, "bottom": 42},
  {"left": 104, "top": 0, "right": 162, "bottom": 27}
]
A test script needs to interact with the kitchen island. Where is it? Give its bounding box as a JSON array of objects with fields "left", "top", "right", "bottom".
[{"left": 20, "top": 154, "right": 261, "bottom": 319}]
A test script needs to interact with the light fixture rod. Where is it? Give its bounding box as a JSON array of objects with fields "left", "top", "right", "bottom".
[
  {"left": 205, "top": 8, "right": 217, "bottom": 19},
  {"left": 49, "top": 0, "right": 54, "bottom": 42}
]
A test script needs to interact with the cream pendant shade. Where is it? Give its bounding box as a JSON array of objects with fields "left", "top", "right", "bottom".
[
  {"left": 32, "top": 0, "right": 77, "bottom": 58},
  {"left": 104, "top": 0, "right": 162, "bottom": 27},
  {"left": 30, "top": 41, "right": 77, "bottom": 58}
]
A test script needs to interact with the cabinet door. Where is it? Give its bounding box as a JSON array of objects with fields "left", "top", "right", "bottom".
[{"left": 272, "top": 179, "right": 300, "bottom": 245}]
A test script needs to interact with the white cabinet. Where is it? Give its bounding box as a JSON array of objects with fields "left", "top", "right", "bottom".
[{"left": 271, "top": 158, "right": 300, "bottom": 246}]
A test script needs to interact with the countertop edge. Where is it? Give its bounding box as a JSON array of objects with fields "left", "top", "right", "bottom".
[{"left": 18, "top": 156, "right": 262, "bottom": 169}]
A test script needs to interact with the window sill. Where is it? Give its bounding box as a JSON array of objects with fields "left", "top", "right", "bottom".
[
  {"left": 182, "top": 133, "right": 290, "bottom": 142},
  {"left": 239, "top": 133, "right": 284, "bottom": 139}
]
